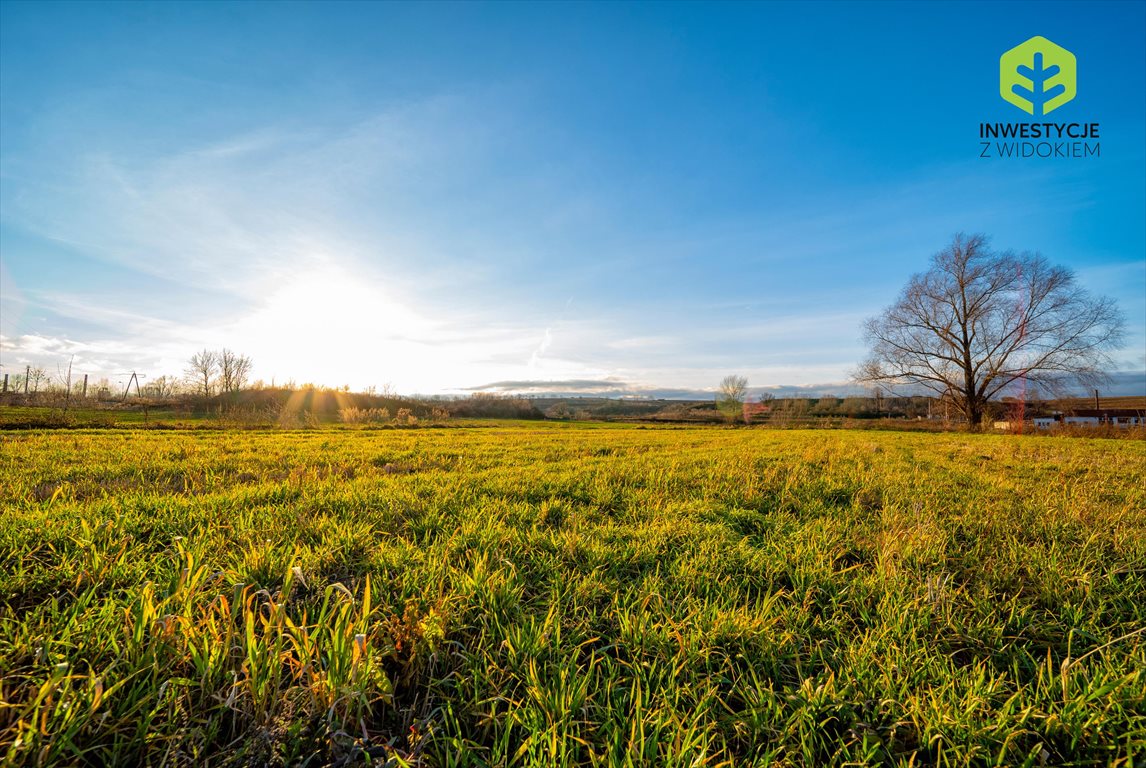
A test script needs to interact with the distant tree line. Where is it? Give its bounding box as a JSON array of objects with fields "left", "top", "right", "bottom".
[{"left": 1, "top": 348, "right": 255, "bottom": 403}]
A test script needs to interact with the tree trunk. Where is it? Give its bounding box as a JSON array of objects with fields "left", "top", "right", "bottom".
[{"left": 961, "top": 392, "right": 983, "bottom": 431}]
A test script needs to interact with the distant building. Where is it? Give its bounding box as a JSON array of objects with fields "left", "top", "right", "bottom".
[{"left": 1034, "top": 409, "right": 1145, "bottom": 429}]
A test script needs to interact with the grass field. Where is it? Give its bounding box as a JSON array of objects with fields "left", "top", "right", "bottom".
[{"left": 1, "top": 424, "right": 1143, "bottom": 767}]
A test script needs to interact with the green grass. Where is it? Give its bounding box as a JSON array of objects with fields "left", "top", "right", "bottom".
[
  {"left": 0, "top": 406, "right": 197, "bottom": 428},
  {"left": 1, "top": 425, "right": 1143, "bottom": 766}
]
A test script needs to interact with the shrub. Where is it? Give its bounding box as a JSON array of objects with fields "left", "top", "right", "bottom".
[{"left": 338, "top": 407, "right": 390, "bottom": 424}]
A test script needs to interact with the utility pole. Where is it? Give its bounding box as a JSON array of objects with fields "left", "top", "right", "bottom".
[
  {"left": 120, "top": 372, "right": 144, "bottom": 401},
  {"left": 82, "top": 374, "right": 88, "bottom": 398},
  {"left": 24, "top": 365, "right": 30, "bottom": 394},
  {"left": 2, "top": 374, "right": 7, "bottom": 394}
]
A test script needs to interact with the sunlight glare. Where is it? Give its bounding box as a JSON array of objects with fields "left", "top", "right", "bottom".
[{"left": 231, "top": 265, "right": 441, "bottom": 390}]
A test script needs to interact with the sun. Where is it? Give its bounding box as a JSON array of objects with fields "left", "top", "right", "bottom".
[{"left": 229, "top": 264, "right": 439, "bottom": 390}]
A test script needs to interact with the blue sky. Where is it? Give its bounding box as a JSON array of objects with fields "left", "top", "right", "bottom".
[{"left": 1, "top": 0, "right": 1144, "bottom": 397}]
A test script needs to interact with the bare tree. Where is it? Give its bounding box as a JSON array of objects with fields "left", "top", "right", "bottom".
[
  {"left": 218, "top": 349, "right": 252, "bottom": 394},
  {"left": 186, "top": 349, "right": 218, "bottom": 397},
  {"left": 717, "top": 374, "right": 748, "bottom": 421},
  {"left": 57, "top": 356, "right": 75, "bottom": 412},
  {"left": 149, "top": 375, "right": 179, "bottom": 398},
  {"left": 856, "top": 233, "right": 1124, "bottom": 430},
  {"left": 28, "top": 366, "right": 47, "bottom": 393},
  {"left": 233, "top": 353, "right": 252, "bottom": 392}
]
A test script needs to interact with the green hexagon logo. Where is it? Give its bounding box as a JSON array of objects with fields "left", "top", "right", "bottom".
[{"left": 1000, "top": 36, "right": 1076, "bottom": 116}]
